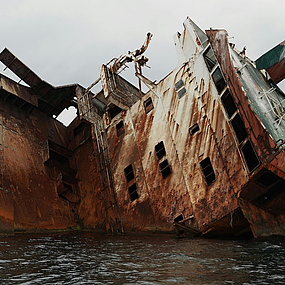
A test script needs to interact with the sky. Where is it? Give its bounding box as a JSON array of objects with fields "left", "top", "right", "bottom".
[{"left": 0, "top": 0, "right": 284, "bottom": 125}]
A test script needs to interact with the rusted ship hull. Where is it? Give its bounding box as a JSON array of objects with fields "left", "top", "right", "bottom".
[{"left": 1, "top": 18, "right": 285, "bottom": 238}]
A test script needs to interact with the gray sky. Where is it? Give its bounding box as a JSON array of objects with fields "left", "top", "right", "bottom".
[{"left": 0, "top": 0, "right": 284, "bottom": 124}]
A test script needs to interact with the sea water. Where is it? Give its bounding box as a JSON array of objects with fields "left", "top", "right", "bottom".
[{"left": 0, "top": 233, "right": 285, "bottom": 284}]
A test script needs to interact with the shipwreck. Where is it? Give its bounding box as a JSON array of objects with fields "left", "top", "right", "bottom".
[{"left": 1, "top": 18, "right": 285, "bottom": 238}]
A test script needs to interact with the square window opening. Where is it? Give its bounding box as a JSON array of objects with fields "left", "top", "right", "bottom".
[
  {"left": 128, "top": 183, "right": 139, "bottom": 202},
  {"left": 174, "top": 214, "right": 184, "bottom": 223},
  {"left": 241, "top": 140, "right": 260, "bottom": 173},
  {"left": 174, "top": 79, "right": 184, "bottom": 91},
  {"left": 189, "top": 123, "right": 200, "bottom": 135},
  {"left": 109, "top": 105, "right": 122, "bottom": 120},
  {"left": 203, "top": 46, "right": 218, "bottom": 72},
  {"left": 144, "top": 97, "right": 154, "bottom": 114},
  {"left": 212, "top": 67, "right": 226, "bottom": 94},
  {"left": 175, "top": 79, "right": 186, "bottom": 99},
  {"left": 124, "top": 164, "right": 135, "bottom": 182},
  {"left": 231, "top": 113, "right": 247, "bottom": 144},
  {"left": 155, "top": 141, "right": 166, "bottom": 160},
  {"left": 200, "top": 157, "right": 216, "bottom": 185},
  {"left": 159, "top": 159, "right": 172, "bottom": 178},
  {"left": 257, "top": 171, "right": 280, "bottom": 188},
  {"left": 221, "top": 89, "right": 237, "bottom": 119},
  {"left": 177, "top": 87, "right": 186, "bottom": 99},
  {"left": 116, "top": 121, "right": 125, "bottom": 137}
]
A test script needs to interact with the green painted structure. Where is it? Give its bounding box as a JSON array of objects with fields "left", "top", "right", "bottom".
[{"left": 256, "top": 41, "right": 285, "bottom": 84}]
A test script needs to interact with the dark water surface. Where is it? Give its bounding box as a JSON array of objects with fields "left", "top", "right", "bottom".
[{"left": 0, "top": 233, "right": 285, "bottom": 284}]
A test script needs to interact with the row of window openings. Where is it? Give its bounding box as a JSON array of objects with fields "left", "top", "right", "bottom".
[
  {"left": 175, "top": 39, "right": 230, "bottom": 98},
  {"left": 203, "top": 46, "right": 227, "bottom": 94},
  {"left": 172, "top": 48, "right": 242, "bottom": 138},
  {"left": 221, "top": 89, "right": 256, "bottom": 167},
  {"left": 123, "top": 141, "right": 171, "bottom": 202},
  {"left": 189, "top": 105, "right": 259, "bottom": 174},
  {"left": 114, "top": 91, "right": 255, "bottom": 175},
  {"left": 155, "top": 141, "right": 172, "bottom": 178},
  {"left": 220, "top": 89, "right": 247, "bottom": 144},
  {"left": 204, "top": 46, "right": 260, "bottom": 172},
  {"left": 200, "top": 147, "right": 259, "bottom": 184},
  {"left": 174, "top": 47, "right": 230, "bottom": 136},
  {"left": 173, "top": 97, "right": 249, "bottom": 159},
  {"left": 125, "top": 155, "right": 240, "bottom": 190},
  {"left": 174, "top": 79, "right": 187, "bottom": 99},
  {"left": 173, "top": 47, "right": 225, "bottom": 100},
  {"left": 125, "top": 151, "right": 258, "bottom": 202},
  {"left": 123, "top": 164, "right": 139, "bottom": 202},
  {"left": 175, "top": 90, "right": 245, "bottom": 141},
  {"left": 124, "top": 145, "right": 171, "bottom": 180},
  {"left": 203, "top": 46, "right": 248, "bottom": 145},
  {"left": 193, "top": 120, "right": 259, "bottom": 174},
  {"left": 122, "top": 117, "right": 256, "bottom": 187},
  {"left": 200, "top": 138, "right": 259, "bottom": 175},
  {"left": 172, "top": 48, "right": 226, "bottom": 124},
  {"left": 124, "top": 156, "right": 215, "bottom": 189},
  {"left": 200, "top": 140, "right": 260, "bottom": 185}
]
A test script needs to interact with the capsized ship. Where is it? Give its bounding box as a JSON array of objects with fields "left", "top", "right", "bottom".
[{"left": 0, "top": 18, "right": 285, "bottom": 238}]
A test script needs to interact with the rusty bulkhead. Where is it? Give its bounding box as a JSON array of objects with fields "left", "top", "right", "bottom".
[{"left": 1, "top": 17, "right": 285, "bottom": 238}]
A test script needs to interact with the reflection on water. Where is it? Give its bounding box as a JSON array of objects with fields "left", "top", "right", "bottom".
[{"left": 0, "top": 233, "right": 285, "bottom": 284}]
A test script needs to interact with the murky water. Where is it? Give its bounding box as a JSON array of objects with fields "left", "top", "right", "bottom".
[{"left": 0, "top": 233, "right": 285, "bottom": 284}]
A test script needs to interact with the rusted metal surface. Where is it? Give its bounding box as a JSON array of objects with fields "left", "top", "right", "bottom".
[
  {"left": 156, "top": 54, "right": 242, "bottom": 234},
  {"left": 0, "top": 108, "right": 13, "bottom": 233},
  {"left": 101, "top": 20, "right": 245, "bottom": 235},
  {"left": 105, "top": 98, "right": 190, "bottom": 232},
  {"left": 100, "top": 18, "right": 285, "bottom": 238},
  {"left": 1, "top": 18, "right": 285, "bottom": 238},
  {"left": 239, "top": 198, "right": 285, "bottom": 237},
  {"left": 77, "top": 85, "right": 123, "bottom": 234},
  {"left": 207, "top": 29, "right": 285, "bottom": 237},
  {"left": 0, "top": 59, "right": 104, "bottom": 233},
  {"left": 0, "top": 99, "right": 77, "bottom": 232},
  {"left": 73, "top": 131, "right": 106, "bottom": 231}
]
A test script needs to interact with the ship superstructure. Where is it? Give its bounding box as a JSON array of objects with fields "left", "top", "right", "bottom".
[{"left": 0, "top": 18, "right": 285, "bottom": 237}]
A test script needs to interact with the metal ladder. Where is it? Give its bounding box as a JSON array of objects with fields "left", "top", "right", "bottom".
[{"left": 77, "top": 86, "right": 123, "bottom": 234}]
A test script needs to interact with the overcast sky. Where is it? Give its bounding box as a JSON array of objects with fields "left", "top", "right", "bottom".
[{"left": 0, "top": 0, "right": 284, "bottom": 124}]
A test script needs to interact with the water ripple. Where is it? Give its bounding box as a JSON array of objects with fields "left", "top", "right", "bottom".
[{"left": 0, "top": 234, "right": 285, "bottom": 284}]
